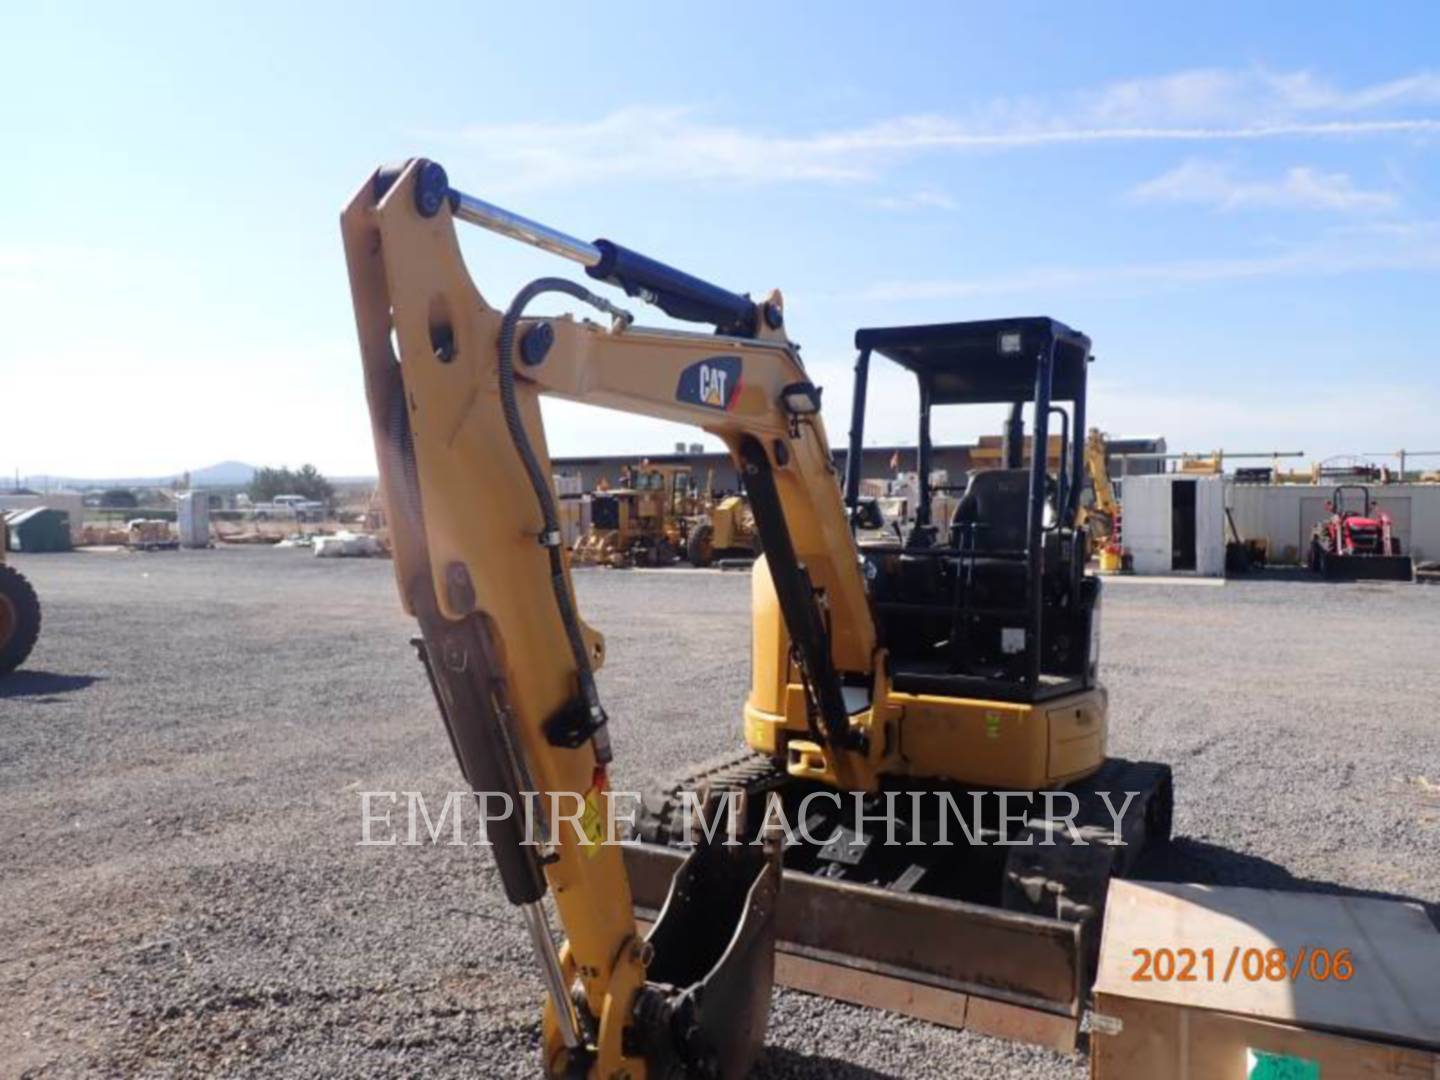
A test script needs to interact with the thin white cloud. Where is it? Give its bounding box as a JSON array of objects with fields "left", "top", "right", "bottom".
[
  {"left": 1130, "top": 159, "right": 1397, "bottom": 212},
  {"left": 1072, "top": 67, "right": 1440, "bottom": 128},
  {"left": 872, "top": 189, "right": 957, "bottom": 211},
  {"left": 1254, "top": 70, "right": 1440, "bottom": 114},
  {"left": 444, "top": 106, "right": 869, "bottom": 188},
  {"left": 439, "top": 67, "right": 1440, "bottom": 191},
  {"left": 863, "top": 220, "right": 1440, "bottom": 301}
]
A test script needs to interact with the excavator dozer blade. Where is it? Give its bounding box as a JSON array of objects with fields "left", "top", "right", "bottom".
[
  {"left": 624, "top": 841, "right": 1084, "bottom": 1053},
  {"left": 630, "top": 836, "right": 781, "bottom": 1079}
]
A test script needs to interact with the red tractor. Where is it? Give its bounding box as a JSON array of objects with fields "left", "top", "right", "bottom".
[{"left": 1308, "top": 485, "right": 1413, "bottom": 581}]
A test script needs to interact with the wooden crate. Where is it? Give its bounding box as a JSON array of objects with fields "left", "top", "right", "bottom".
[{"left": 1090, "top": 881, "right": 1440, "bottom": 1079}]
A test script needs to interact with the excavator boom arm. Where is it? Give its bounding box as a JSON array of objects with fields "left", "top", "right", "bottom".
[{"left": 341, "top": 159, "right": 876, "bottom": 1077}]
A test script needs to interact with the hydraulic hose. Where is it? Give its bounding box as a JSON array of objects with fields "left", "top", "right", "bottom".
[
  {"left": 498, "top": 278, "right": 623, "bottom": 764},
  {"left": 385, "top": 366, "right": 424, "bottom": 528}
]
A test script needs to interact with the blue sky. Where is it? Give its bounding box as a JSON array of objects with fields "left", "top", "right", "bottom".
[{"left": 3, "top": 2, "right": 1438, "bottom": 479}]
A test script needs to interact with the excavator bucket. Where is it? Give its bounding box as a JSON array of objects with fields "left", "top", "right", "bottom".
[{"left": 632, "top": 834, "right": 781, "bottom": 1079}]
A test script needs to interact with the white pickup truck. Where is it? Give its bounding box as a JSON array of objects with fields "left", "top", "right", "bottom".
[{"left": 251, "top": 494, "right": 326, "bottom": 522}]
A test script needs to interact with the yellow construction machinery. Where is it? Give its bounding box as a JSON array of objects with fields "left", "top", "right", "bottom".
[
  {"left": 573, "top": 461, "right": 701, "bottom": 567},
  {"left": 1078, "top": 428, "right": 1129, "bottom": 574},
  {"left": 1273, "top": 461, "right": 1321, "bottom": 485},
  {"left": 1176, "top": 451, "right": 1223, "bottom": 475},
  {"left": 0, "top": 533, "right": 42, "bottom": 676},
  {"left": 684, "top": 492, "right": 758, "bottom": 567},
  {"left": 580, "top": 461, "right": 760, "bottom": 568},
  {"left": 343, "top": 159, "right": 1173, "bottom": 1078}
]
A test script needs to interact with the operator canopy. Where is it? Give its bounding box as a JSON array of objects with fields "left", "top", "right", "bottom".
[{"left": 854, "top": 317, "right": 1091, "bottom": 404}]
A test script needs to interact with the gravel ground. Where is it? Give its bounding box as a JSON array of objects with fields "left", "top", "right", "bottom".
[{"left": 2, "top": 548, "right": 1437, "bottom": 1078}]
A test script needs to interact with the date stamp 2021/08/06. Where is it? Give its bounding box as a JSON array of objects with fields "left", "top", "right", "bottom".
[{"left": 1130, "top": 946, "right": 1354, "bottom": 984}]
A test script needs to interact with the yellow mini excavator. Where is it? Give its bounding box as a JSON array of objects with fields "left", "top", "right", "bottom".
[
  {"left": 342, "top": 159, "right": 1173, "bottom": 1078},
  {"left": 1079, "top": 427, "right": 1130, "bottom": 573}
]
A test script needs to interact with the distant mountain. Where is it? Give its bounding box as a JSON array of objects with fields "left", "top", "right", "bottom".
[
  {"left": 19, "top": 461, "right": 258, "bottom": 490},
  {"left": 190, "top": 460, "right": 256, "bottom": 486}
]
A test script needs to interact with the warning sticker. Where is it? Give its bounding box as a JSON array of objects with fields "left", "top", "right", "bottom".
[{"left": 578, "top": 785, "right": 606, "bottom": 857}]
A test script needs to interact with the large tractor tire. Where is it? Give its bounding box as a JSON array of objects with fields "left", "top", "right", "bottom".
[
  {"left": 0, "top": 563, "right": 41, "bottom": 676},
  {"left": 687, "top": 523, "right": 715, "bottom": 568}
]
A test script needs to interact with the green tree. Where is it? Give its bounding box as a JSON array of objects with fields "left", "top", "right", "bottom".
[
  {"left": 248, "top": 466, "right": 289, "bottom": 503},
  {"left": 99, "top": 488, "right": 139, "bottom": 509},
  {"left": 293, "top": 464, "right": 334, "bottom": 503},
  {"left": 248, "top": 465, "right": 334, "bottom": 505}
]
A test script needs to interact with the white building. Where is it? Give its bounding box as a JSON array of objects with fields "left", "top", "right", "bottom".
[
  {"left": 1228, "top": 483, "right": 1440, "bottom": 565},
  {"left": 1120, "top": 474, "right": 1227, "bottom": 576},
  {"left": 1117, "top": 476, "right": 1440, "bottom": 574}
]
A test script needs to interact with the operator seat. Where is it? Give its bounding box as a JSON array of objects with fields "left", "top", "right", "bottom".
[{"left": 950, "top": 469, "right": 1033, "bottom": 551}]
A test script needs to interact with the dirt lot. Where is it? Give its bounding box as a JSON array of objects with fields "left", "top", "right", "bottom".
[{"left": 2, "top": 548, "right": 1437, "bottom": 1078}]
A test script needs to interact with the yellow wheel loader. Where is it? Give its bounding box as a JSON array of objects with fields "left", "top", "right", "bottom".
[
  {"left": 574, "top": 463, "right": 700, "bottom": 568},
  {"left": 684, "top": 493, "right": 758, "bottom": 567},
  {"left": 0, "top": 541, "right": 42, "bottom": 676},
  {"left": 342, "top": 159, "right": 1173, "bottom": 1078}
]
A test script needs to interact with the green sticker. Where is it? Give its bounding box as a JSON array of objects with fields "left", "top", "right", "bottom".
[{"left": 1247, "top": 1049, "right": 1319, "bottom": 1080}]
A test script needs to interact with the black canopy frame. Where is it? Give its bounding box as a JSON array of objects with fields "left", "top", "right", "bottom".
[{"left": 844, "top": 317, "right": 1094, "bottom": 698}]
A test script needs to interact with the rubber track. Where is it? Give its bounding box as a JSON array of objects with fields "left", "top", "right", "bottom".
[
  {"left": 634, "top": 749, "right": 788, "bottom": 846},
  {"left": 1002, "top": 758, "right": 1174, "bottom": 975}
]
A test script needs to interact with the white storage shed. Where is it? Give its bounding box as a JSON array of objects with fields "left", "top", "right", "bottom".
[{"left": 1121, "top": 474, "right": 1226, "bottom": 576}]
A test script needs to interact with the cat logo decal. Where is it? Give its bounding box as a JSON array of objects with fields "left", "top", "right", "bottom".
[{"left": 676, "top": 356, "right": 742, "bottom": 411}]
